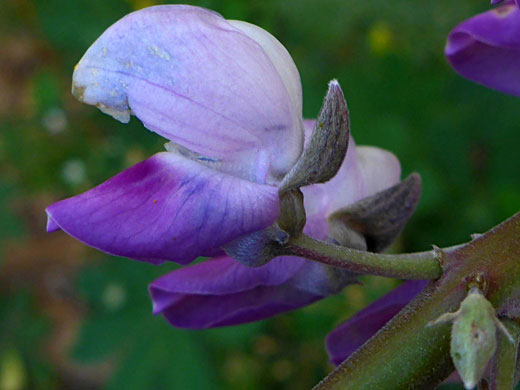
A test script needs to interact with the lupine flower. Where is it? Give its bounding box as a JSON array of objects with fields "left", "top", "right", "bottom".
[
  {"left": 46, "top": 5, "right": 307, "bottom": 264},
  {"left": 446, "top": 1, "right": 520, "bottom": 97},
  {"left": 46, "top": 5, "right": 417, "bottom": 330},
  {"left": 149, "top": 120, "right": 404, "bottom": 328},
  {"left": 46, "top": 4, "right": 402, "bottom": 265}
]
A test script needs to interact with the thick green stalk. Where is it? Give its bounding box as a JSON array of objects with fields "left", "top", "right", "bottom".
[
  {"left": 490, "top": 320, "right": 520, "bottom": 390},
  {"left": 313, "top": 211, "right": 520, "bottom": 389},
  {"left": 313, "top": 270, "right": 464, "bottom": 390},
  {"left": 287, "top": 234, "right": 442, "bottom": 280}
]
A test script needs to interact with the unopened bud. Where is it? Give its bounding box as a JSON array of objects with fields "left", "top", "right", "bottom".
[
  {"left": 280, "top": 80, "right": 350, "bottom": 191},
  {"left": 429, "top": 287, "right": 513, "bottom": 390},
  {"left": 328, "top": 173, "right": 422, "bottom": 252},
  {"left": 451, "top": 288, "right": 497, "bottom": 389}
]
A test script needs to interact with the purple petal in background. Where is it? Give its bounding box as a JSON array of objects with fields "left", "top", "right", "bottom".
[
  {"left": 46, "top": 152, "right": 279, "bottom": 265},
  {"left": 490, "top": 0, "right": 520, "bottom": 7},
  {"left": 326, "top": 280, "right": 428, "bottom": 366},
  {"left": 72, "top": 5, "right": 303, "bottom": 181},
  {"left": 446, "top": 3, "right": 520, "bottom": 96}
]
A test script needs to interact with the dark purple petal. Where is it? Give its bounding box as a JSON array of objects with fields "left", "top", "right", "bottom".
[
  {"left": 150, "top": 255, "right": 315, "bottom": 328},
  {"left": 46, "top": 152, "right": 279, "bottom": 265},
  {"left": 490, "top": 0, "right": 520, "bottom": 7},
  {"left": 72, "top": 5, "right": 303, "bottom": 181},
  {"left": 150, "top": 254, "right": 357, "bottom": 328},
  {"left": 46, "top": 217, "right": 60, "bottom": 233},
  {"left": 325, "top": 280, "right": 428, "bottom": 366},
  {"left": 446, "top": 3, "right": 520, "bottom": 96}
]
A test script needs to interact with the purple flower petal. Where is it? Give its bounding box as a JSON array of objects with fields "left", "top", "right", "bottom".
[
  {"left": 325, "top": 280, "right": 428, "bottom": 366},
  {"left": 356, "top": 146, "right": 402, "bottom": 196},
  {"left": 446, "top": 3, "right": 520, "bottom": 96},
  {"left": 46, "top": 152, "right": 279, "bottom": 265},
  {"left": 149, "top": 120, "right": 404, "bottom": 328},
  {"left": 228, "top": 20, "right": 303, "bottom": 122},
  {"left": 150, "top": 255, "right": 308, "bottom": 328},
  {"left": 72, "top": 5, "right": 303, "bottom": 181},
  {"left": 46, "top": 217, "right": 60, "bottom": 233},
  {"left": 150, "top": 255, "right": 355, "bottom": 328},
  {"left": 490, "top": 0, "right": 520, "bottom": 7}
]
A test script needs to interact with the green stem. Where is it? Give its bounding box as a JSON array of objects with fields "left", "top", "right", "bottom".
[
  {"left": 286, "top": 234, "right": 443, "bottom": 280},
  {"left": 313, "top": 278, "right": 464, "bottom": 390},
  {"left": 311, "top": 211, "right": 520, "bottom": 389},
  {"left": 490, "top": 319, "right": 520, "bottom": 390}
]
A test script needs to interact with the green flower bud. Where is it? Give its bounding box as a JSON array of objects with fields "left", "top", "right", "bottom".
[
  {"left": 327, "top": 173, "right": 421, "bottom": 252},
  {"left": 429, "top": 287, "right": 513, "bottom": 390},
  {"left": 450, "top": 288, "right": 497, "bottom": 389},
  {"left": 280, "top": 80, "right": 349, "bottom": 191}
]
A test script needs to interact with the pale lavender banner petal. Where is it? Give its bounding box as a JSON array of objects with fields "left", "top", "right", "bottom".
[
  {"left": 73, "top": 5, "right": 303, "bottom": 181},
  {"left": 446, "top": 3, "right": 520, "bottom": 96},
  {"left": 149, "top": 255, "right": 355, "bottom": 328},
  {"left": 326, "top": 280, "right": 428, "bottom": 366},
  {"left": 356, "top": 146, "right": 401, "bottom": 196},
  {"left": 46, "top": 152, "right": 279, "bottom": 265},
  {"left": 228, "top": 20, "right": 303, "bottom": 122},
  {"left": 302, "top": 119, "right": 317, "bottom": 145}
]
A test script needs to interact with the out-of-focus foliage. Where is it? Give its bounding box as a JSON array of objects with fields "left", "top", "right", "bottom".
[{"left": 0, "top": 0, "right": 519, "bottom": 389}]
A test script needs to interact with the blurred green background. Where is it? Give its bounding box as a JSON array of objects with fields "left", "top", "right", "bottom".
[{"left": 1, "top": 0, "right": 519, "bottom": 389}]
